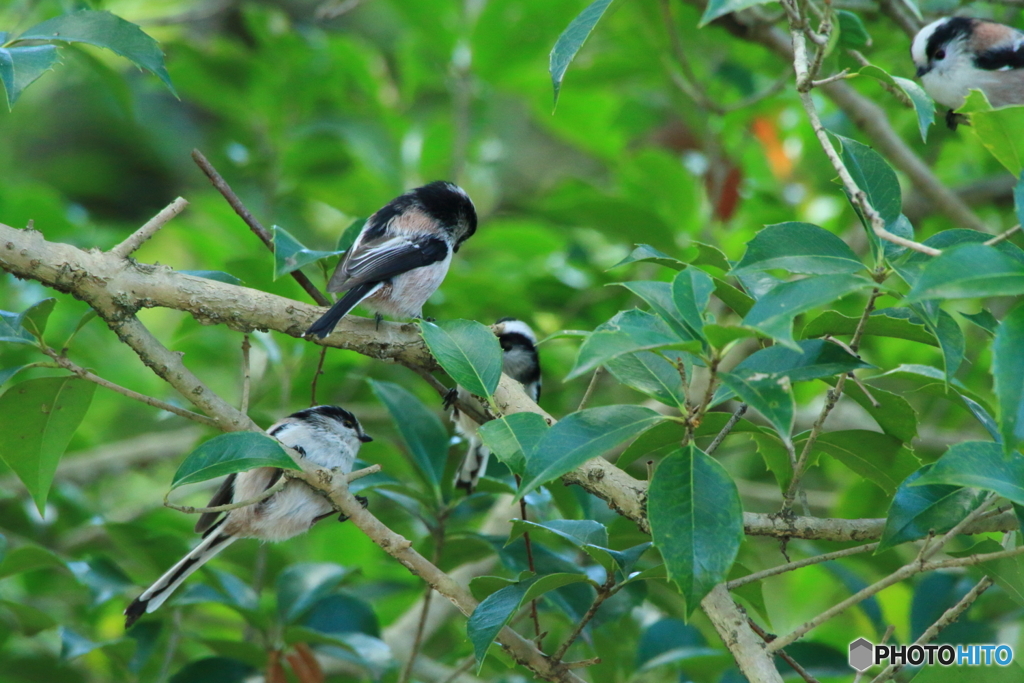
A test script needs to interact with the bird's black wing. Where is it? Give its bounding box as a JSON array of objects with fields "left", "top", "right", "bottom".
[
  {"left": 327, "top": 234, "right": 449, "bottom": 293},
  {"left": 194, "top": 473, "right": 236, "bottom": 534},
  {"left": 976, "top": 38, "right": 1024, "bottom": 70}
]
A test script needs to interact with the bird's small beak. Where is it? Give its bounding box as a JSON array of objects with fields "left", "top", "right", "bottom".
[
  {"left": 916, "top": 64, "right": 929, "bottom": 78},
  {"left": 359, "top": 433, "right": 374, "bottom": 443}
]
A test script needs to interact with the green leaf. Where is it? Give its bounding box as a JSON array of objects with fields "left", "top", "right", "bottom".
[
  {"left": 610, "top": 244, "right": 684, "bottom": 271},
  {"left": 568, "top": 309, "right": 694, "bottom": 381},
  {"left": 713, "top": 277, "right": 755, "bottom": 316},
  {"left": 518, "top": 405, "right": 663, "bottom": 501},
  {"left": 168, "top": 657, "right": 255, "bottom": 683},
  {"left": 836, "top": 11, "right": 871, "bottom": 48},
  {"left": 732, "top": 222, "right": 864, "bottom": 276},
  {"left": 336, "top": 218, "right": 365, "bottom": 252},
  {"left": 994, "top": 304, "right": 1024, "bottom": 456},
  {"left": 478, "top": 412, "right": 550, "bottom": 475},
  {"left": 271, "top": 225, "right": 343, "bottom": 280},
  {"left": 906, "top": 243, "right": 1024, "bottom": 301},
  {"left": 17, "top": 10, "right": 175, "bottom": 95},
  {"left": 649, "top": 446, "right": 743, "bottom": 610},
  {"left": 605, "top": 350, "right": 687, "bottom": 409},
  {"left": 508, "top": 519, "right": 608, "bottom": 548},
  {"left": 421, "top": 319, "right": 503, "bottom": 398},
  {"left": 857, "top": 66, "right": 933, "bottom": 142},
  {"left": 0, "top": 45, "right": 59, "bottom": 108},
  {"left": 171, "top": 432, "right": 297, "bottom": 489},
  {"left": 276, "top": 563, "right": 350, "bottom": 623},
  {"left": 838, "top": 379, "right": 918, "bottom": 443},
  {"left": 617, "top": 420, "right": 686, "bottom": 468},
  {"left": 691, "top": 242, "right": 731, "bottom": 271},
  {"left": 369, "top": 380, "right": 448, "bottom": 491},
  {"left": 0, "top": 545, "right": 65, "bottom": 579},
  {"left": 878, "top": 466, "right": 987, "bottom": 552},
  {"left": 834, "top": 133, "right": 902, "bottom": 256},
  {"left": 1016, "top": 170, "right": 1024, "bottom": 228},
  {"left": 895, "top": 229, "right": 1024, "bottom": 289},
  {"left": 802, "top": 307, "right": 937, "bottom": 346},
  {"left": 915, "top": 441, "right": 1024, "bottom": 504},
  {"left": 617, "top": 280, "right": 697, "bottom": 341},
  {"left": 700, "top": 0, "right": 779, "bottom": 27},
  {"left": 180, "top": 270, "right": 243, "bottom": 286},
  {"left": 929, "top": 308, "right": 965, "bottom": 380},
  {"left": 19, "top": 298, "right": 56, "bottom": 339},
  {"left": 961, "top": 308, "right": 999, "bottom": 335},
  {"left": 814, "top": 430, "right": 920, "bottom": 496},
  {"left": 718, "top": 368, "right": 794, "bottom": 446},
  {"left": 0, "top": 599, "right": 58, "bottom": 635},
  {"left": 0, "top": 310, "right": 36, "bottom": 345},
  {"left": 0, "top": 377, "right": 96, "bottom": 512},
  {"left": 742, "top": 275, "right": 868, "bottom": 349},
  {"left": 671, "top": 267, "right": 715, "bottom": 341},
  {"left": 549, "top": 0, "right": 614, "bottom": 106},
  {"left": 960, "top": 91, "right": 1024, "bottom": 175},
  {"left": 0, "top": 365, "right": 28, "bottom": 386},
  {"left": 468, "top": 573, "right": 590, "bottom": 669},
  {"left": 752, "top": 432, "right": 793, "bottom": 492}
]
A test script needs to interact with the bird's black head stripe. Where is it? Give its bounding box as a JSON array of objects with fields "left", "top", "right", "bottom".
[{"left": 926, "top": 17, "right": 975, "bottom": 61}]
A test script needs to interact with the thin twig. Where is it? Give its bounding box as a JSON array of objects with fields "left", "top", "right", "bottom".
[
  {"left": 240, "top": 334, "right": 251, "bottom": 415},
  {"left": 577, "top": 367, "right": 603, "bottom": 411},
  {"left": 747, "top": 619, "right": 821, "bottom": 683},
  {"left": 399, "top": 515, "right": 448, "bottom": 683},
  {"left": 39, "top": 346, "right": 218, "bottom": 427},
  {"left": 515, "top": 474, "right": 542, "bottom": 645},
  {"left": 984, "top": 224, "right": 1021, "bottom": 246},
  {"left": 869, "top": 576, "right": 994, "bottom": 683},
  {"left": 311, "top": 345, "right": 328, "bottom": 406},
  {"left": 563, "top": 658, "right": 601, "bottom": 669},
  {"left": 726, "top": 542, "right": 879, "bottom": 589},
  {"left": 810, "top": 69, "right": 850, "bottom": 87},
  {"left": 660, "top": 0, "right": 721, "bottom": 113},
  {"left": 190, "top": 148, "right": 330, "bottom": 307},
  {"left": 552, "top": 575, "right": 616, "bottom": 662},
  {"left": 705, "top": 404, "right": 748, "bottom": 455},
  {"left": 411, "top": 366, "right": 492, "bottom": 425},
  {"left": 164, "top": 476, "right": 288, "bottom": 514},
  {"left": 110, "top": 197, "right": 189, "bottom": 259}
]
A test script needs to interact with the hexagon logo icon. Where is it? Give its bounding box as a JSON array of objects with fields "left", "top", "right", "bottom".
[{"left": 849, "top": 638, "right": 874, "bottom": 672}]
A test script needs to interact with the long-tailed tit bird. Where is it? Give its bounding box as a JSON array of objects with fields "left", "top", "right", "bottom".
[
  {"left": 451, "top": 318, "right": 541, "bottom": 492},
  {"left": 124, "top": 405, "right": 372, "bottom": 628},
  {"left": 304, "top": 181, "right": 477, "bottom": 339},
  {"left": 911, "top": 17, "right": 1024, "bottom": 128}
]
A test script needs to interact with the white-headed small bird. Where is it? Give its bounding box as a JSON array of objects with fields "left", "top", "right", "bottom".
[
  {"left": 912, "top": 17, "right": 1024, "bottom": 127},
  {"left": 304, "top": 181, "right": 477, "bottom": 339},
  {"left": 451, "top": 318, "right": 542, "bottom": 492},
  {"left": 124, "top": 405, "right": 372, "bottom": 628}
]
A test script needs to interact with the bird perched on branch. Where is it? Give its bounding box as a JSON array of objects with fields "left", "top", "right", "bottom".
[
  {"left": 304, "top": 181, "right": 478, "bottom": 338},
  {"left": 124, "top": 405, "right": 372, "bottom": 628},
  {"left": 912, "top": 16, "right": 1024, "bottom": 129},
  {"left": 450, "top": 318, "right": 542, "bottom": 492}
]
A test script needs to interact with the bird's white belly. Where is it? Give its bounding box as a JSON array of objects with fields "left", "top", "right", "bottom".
[{"left": 364, "top": 254, "right": 452, "bottom": 318}]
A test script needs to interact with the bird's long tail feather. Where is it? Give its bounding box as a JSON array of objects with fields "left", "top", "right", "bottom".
[
  {"left": 304, "top": 282, "right": 381, "bottom": 339},
  {"left": 124, "top": 523, "right": 237, "bottom": 628},
  {"left": 455, "top": 436, "right": 490, "bottom": 493}
]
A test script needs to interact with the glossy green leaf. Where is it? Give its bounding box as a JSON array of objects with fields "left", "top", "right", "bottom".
[
  {"left": 168, "top": 656, "right": 255, "bottom": 683},
  {"left": 837, "top": 11, "right": 871, "bottom": 48},
  {"left": 732, "top": 222, "right": 863, "bottom": 276},
  {"left": 858, "top": 66, "right": 933, "bottom": 142},
  {"left": 742, "top": 274, "right": 868, "bottom": 349},
  {"left": 649, "top": 446, "right": 743, "bottom": 610},
  {"left": 617, "top": 420, "right": 686, "bottom": 468},
  {"left": 18, "top": 10, "right": 175, "bottom": 93},
  {"left": 0, "top": 377, "right": 96, "bottom": 512},
  {"left": 568, "top": 309, "right": 694, "bottom": 380},
  {"left": 605, "top": 350, "right": 687, "bottom": 408},
  {"left": 517, "top": 405, "right": 662, "bottom": 501},
  {"left": 0, "top": 45, "right": 59, "bottom": 108},
  {"left": 421, "top": 319, "right": 503, "bottom": 398},
  {"left": 0, "top": 599, "right": 57, "bottom": 635},
  {"left": 960, "top": 91, "right": 1024, "bottom": 175},
  {"left": 700, "top": 0, "right": 778, "bottom": 26},
  {"left": 369, "top": 380, "right": 449, "bottom": 490},
  {"left": 915, "top": 441, "right": 1024, "bottom": 503},
  {"left": 508, "top": 519, "right": 608, "bottom": 548},
  {"left": 610, "top": 244, "right": 684, "bottom": 271},
  {"left": 671, "top": 267, "right": 715, "bottom": 340},
  {"left": 171, "top": 431, "right": 297, "bottom": 489},
  {"left": 0, "top": 310, "right": 36, "bottom": 345},
  {"left": 19, "top": 298, "right": 55, "bottom": 339},
  {"left": 478, "top": 412, "right": 549, "bottom": 475},
  {"left": 878, "top": 466, "right": 987, "bottom": 552},
  {"left": 895, "top": 229, "right": 1024, "bottom": 289},
  {"left": 0, "top": 545, "right": 64, "bottom": 579},
  {"left": 961, "top": 308, "right": 999, "bottom": 335},
  {"left": 802, "top": 307, "right": 936, "bottom": 346},
  {"left": 906, "top": 243, "right": 1024, "bottom": 302},
  {"left": 467, "top": 573, "right": 590, "bottom": 668},
  {"left": 0, "top": 365, "right": 28, "bottom": 386},
  {"left": 814, "top": 430, "right": 920, "bottom": 496},
  {"left": 835, "top": 133, "right": 902, "bottom": 256},
  {"left": 549, "top": 0, "right": 614, "bottom": 106},
  {"left": 718, "top": 368, "right": 794, "bottom": 445},
  {"left": 833, "top": 378, "right": 918, "bottom": 443},
  {"left": 752, "top": 431, "right": 793, "bottom": 492},
  {"left": 276, "top": 563, "right": 350, "bottom": 623},
  {"left": 713, "top": 277, "right": 755, "bottom": 316},
  {"left": 691, "top": 242, "right": 731, "bottom": 271},
  {"left": 617, "top": 280, "right": 696, "bottom": 341},
  {"left": 272, "top": 225, "right": 342, "bottom": 279},
  {"left": 994, "top": 304, "right": 1024, "bottom": 456}
]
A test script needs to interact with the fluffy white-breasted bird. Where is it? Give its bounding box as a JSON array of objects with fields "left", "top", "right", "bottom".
[
  {"left": 911, "top": 17, "right": 1024, "bottom": 126},
  {"left": 450, "top": 318, "right": 542, "bottom": 492},
  {"left": 124, "top": 405, "right": 372, "bottom": 628},
  {"left": 304, "top": 181, "right": 477, "bottom": 338}
]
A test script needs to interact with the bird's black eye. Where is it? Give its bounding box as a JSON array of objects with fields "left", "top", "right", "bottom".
[{"left": 935, "top": 49, "right": 946, "bottom": 60}]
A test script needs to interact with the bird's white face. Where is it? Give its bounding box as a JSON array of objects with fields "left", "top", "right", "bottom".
[{"left": 912, "top": 18, "right": 977, "bottom": 109}]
